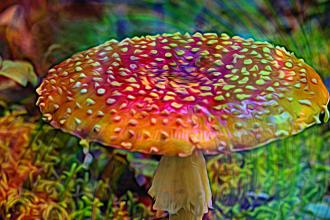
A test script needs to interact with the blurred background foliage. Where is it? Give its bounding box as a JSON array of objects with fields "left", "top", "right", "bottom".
[{"left": 0, "top": 0, "right": 329, "bottom": 219}]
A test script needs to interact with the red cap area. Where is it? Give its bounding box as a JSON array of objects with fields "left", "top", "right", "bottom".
[{"left": 36, "top": 32, "right": 329, "bottom": 156}]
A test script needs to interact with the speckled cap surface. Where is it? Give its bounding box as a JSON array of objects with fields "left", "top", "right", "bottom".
[{"left": 36, "top": 32, "right": 329, "bottom": 156}]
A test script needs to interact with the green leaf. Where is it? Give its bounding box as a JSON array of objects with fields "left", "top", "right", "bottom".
[{"left": 0, "top": 60, "right": 38, "bottom": 87}]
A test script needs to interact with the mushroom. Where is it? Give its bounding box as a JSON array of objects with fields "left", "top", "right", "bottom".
[{"left": 36, "top": 32, "right": 330, "bottom": 219}]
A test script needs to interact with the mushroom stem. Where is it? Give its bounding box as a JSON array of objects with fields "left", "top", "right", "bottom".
[
  {"left": 148, "top": 151, "right": 212, "bottom": 219},
  {"left": 169, "top": 208, "right": 203, "bottom": 220}
]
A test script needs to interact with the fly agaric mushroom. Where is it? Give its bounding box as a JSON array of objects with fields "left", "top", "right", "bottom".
[{"left": 36, "top": 32, "right": 330, "bottom": 219}]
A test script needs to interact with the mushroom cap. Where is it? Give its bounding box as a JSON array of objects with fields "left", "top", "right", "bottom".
[{"left": 36, "top": 32, "right": 329, "bottom": 156}]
